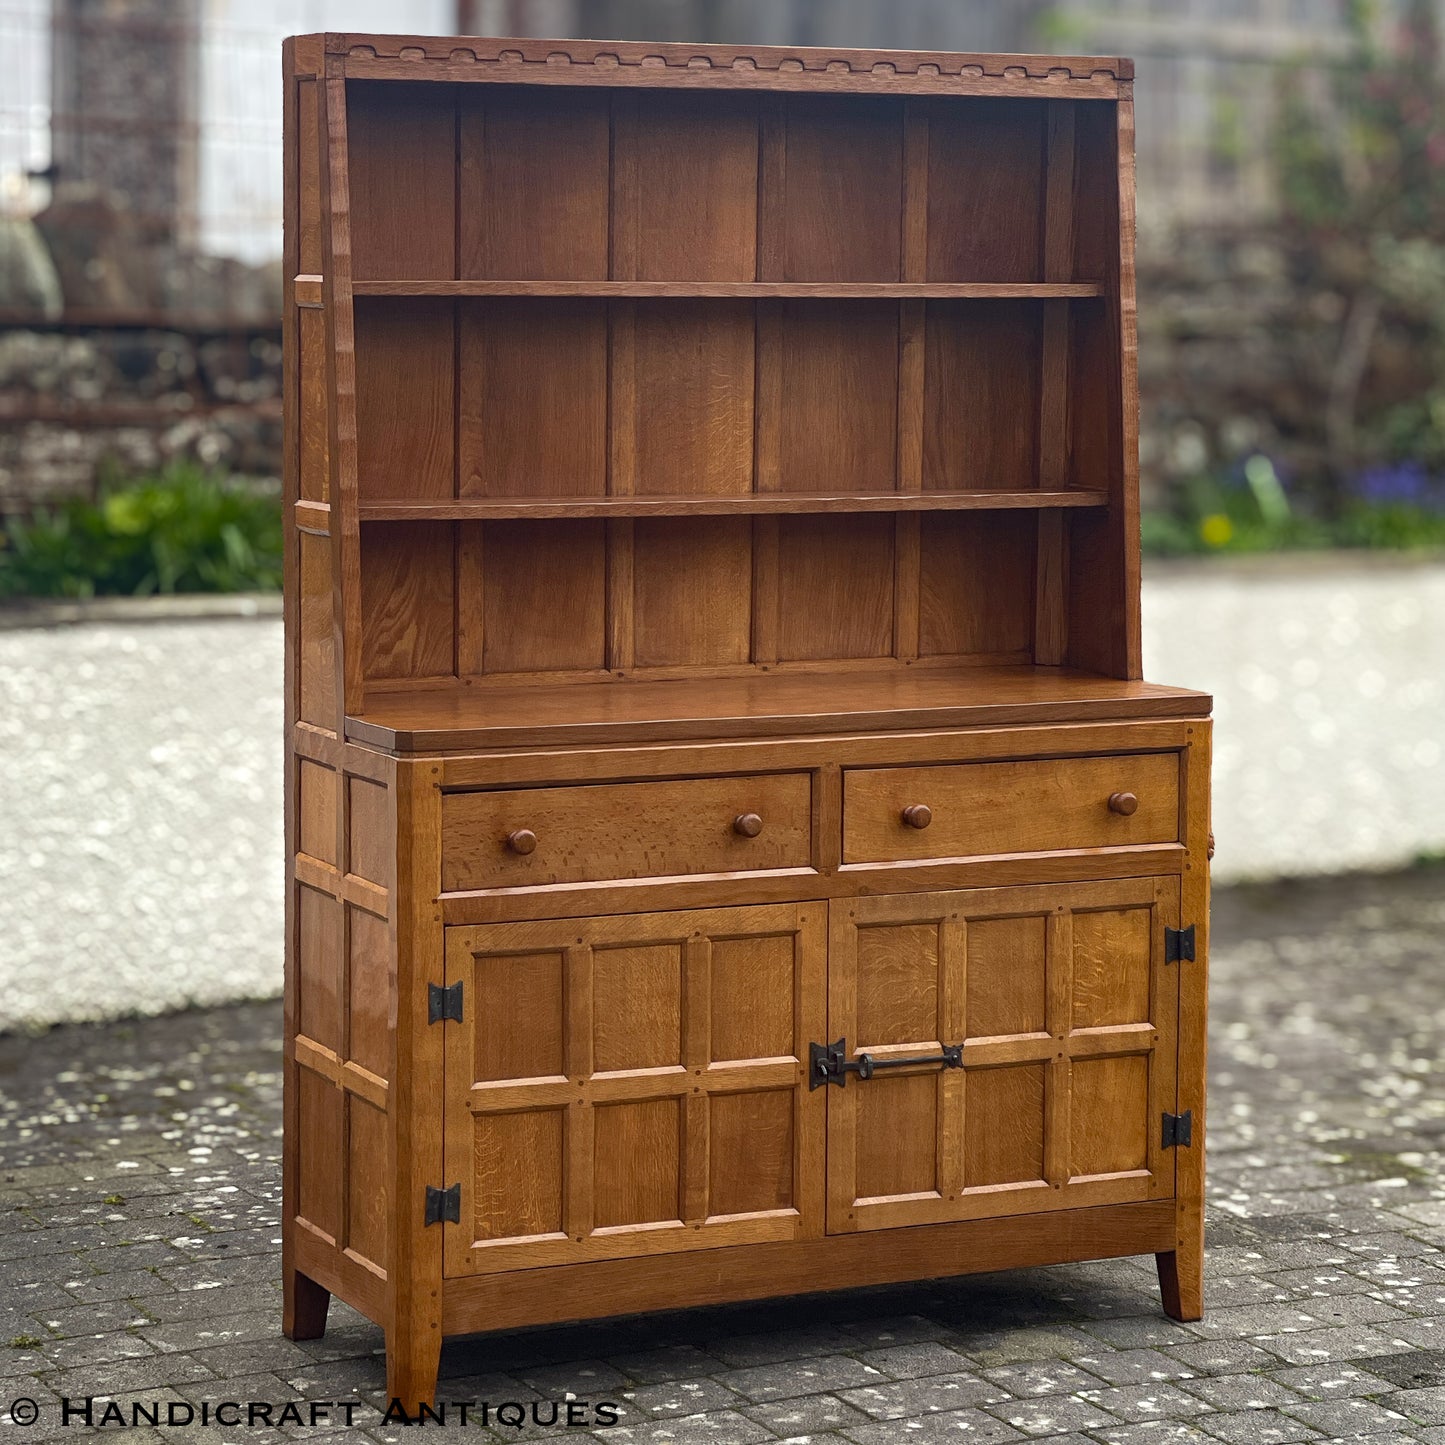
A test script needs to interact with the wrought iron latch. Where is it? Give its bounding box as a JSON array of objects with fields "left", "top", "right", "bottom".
[
  {"left": 424, "top": 1183, "right": 461, "bottom": 1225},
  {"left": 1165, "top": 925, "right": 1196, "bottom": 964},
  {"left": 428, "top": 980, "right": 463, "bottom": 1024},
  {"left": 1161, "top": 1111, "right": 1193, "bottom": 1148},
  {"left": 810, "top": 1037, "right": 963, "bottom": 1090}
]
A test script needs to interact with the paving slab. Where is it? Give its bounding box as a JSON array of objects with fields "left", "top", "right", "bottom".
[{"left": 2, "top": 866, "right": 1444, "bottom": 1441}]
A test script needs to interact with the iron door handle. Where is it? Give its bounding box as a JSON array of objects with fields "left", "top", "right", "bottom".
[{"left": 809, "top": 1037, "right": 963, "bottom": 1089}]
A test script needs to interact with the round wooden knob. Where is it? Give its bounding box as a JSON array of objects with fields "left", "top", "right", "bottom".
[
  {"left": 901, "top": 804, "right": 933, "bottom": 830},
  {"left": 506, "top": 828, "right": 538, "bottom": 855},
  {"left": 1108, "top": 792, "right": 1139, "bottom": 817},
  {"left": 733, "top": 813, "right": 763, "bottom": 838},
  {"left": 1207, "top": 830, "right": 1216, "bottom": 861}
]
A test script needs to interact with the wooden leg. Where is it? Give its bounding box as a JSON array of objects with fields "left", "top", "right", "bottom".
[
  {"left": 283, "top": 1266, "right": 331, "bottom": 1340},
  {"left": 1156, "top": 1244, "right": 1203, "bottom": 1321},
  {"left": 385, "top": 1322, "right": 443, "bottom": 1415}
]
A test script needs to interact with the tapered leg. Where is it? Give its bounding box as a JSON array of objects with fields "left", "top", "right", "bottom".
[
  {"left": 385, "top": 1324, "right": 442, "bottom": 1415},
  {"left": 283, "top": 1266, "right": 331, "bottom": 1339},
  {"left": 1156, "top": 1243, "right": 1203, "bottom": 1321}
]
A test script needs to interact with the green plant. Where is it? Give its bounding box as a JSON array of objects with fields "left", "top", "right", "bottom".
[
  {"left": 1273, "top": 0, "right": 1445, "bottom": 495},
  {"left": 1144, "top": 453, "right": 1445, "bottom": 556},
  {"left": 0, "top": 464, "right": 282, "bottom": 599}
]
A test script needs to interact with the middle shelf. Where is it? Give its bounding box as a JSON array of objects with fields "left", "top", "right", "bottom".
[
  {"left": 348, "top": 280, "right": 1106, "bottom": 300},
  {"left": 356, "top": 490, "right": 1110, "bottom": 521}
]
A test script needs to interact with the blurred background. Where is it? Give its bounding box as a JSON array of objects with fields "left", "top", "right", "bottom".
[{"left": 1, "top": 0, "right": 1443, "bottom": 1027}]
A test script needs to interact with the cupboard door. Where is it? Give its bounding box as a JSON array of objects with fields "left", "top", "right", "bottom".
[
  {"left": 827, "top": 879, "right": 1178, "bottom": 1233},
  {"left": 444, "top": 903, "right": 825, "bottom": 1275}
]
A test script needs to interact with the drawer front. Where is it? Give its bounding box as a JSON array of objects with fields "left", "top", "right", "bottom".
[
  {"left": 442, "top": 773, "right": 813, "bottom": 890},
  {"left": 843, "top": 752, "right": 1179, "bottom": 863}
]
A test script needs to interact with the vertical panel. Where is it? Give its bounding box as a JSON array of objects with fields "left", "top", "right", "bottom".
[
  {"left": 620, "top": 92, "right": 759, "bottom": 281},
  {"left": 1073, "top": 907, "right": 1153, "bottom": 1028},
  {"left": 926, "top": 98, "right": 1045, "bottom": 282},
  {"left": 857, "top": 1073, "right": 938, "bottom": 1198},
  {"left": 346, "top": 81, "right": 455, "bottom": 281},
  {"left": 348, "top": 776, "right": 391, "bottom": 887},
  {"left": 918, "top": 513, "right": 1036, "bottom": 658},
  {"left": 777, "top": 302, "right": 899, "bottom": 493},
  {"left": 965, "top": 915, "right": 1047, "bottom": 1038},
  {"left": 474, "top": 1110, "right": 566, "bottom": 1239},
  {"left": 855, "top": 922, "right": 938, "bottom": 1046},
  {"left": 924, "top": 301, "right": 1042, "bottom": 492},
  {"left": 480, "top": 520, "right": 607, "bottom": 674},
  {"left": 965, "top": 1066, "right": 1047, "bottom": 1187},
  {"left": 297, "top": 76, "right": 323, "bottom": 276},
  {"left": 297, "top": 885, "right": 343, "bottom": 1052},
  {"left": 297, "top": 1069, "right": 344, "bottom": 1241},
  {"left": 459, "top": 300, "right": 608, "bottom": 499},
  {"left": 776, "top": 515, "right": 895, "bottom": 662},
  {"left": 458, "top": 88, "right": 609, "bottom": 281},
  {"left": 632, "top": 302, "right": 755, "bottom": 496},
  {"left": 297, "top": 532, "right": 336, "bottom": 728},
  {"left": 360, "top": 522, "right": 455, "bottom": 681},
  {"left": 710, "top": 933, "right": 796, "bottom": 1062},
  {"left": 346, "top": 1097, "right": 390, "bottom": 1267},
  {"left": 475, "top": 952, "right": 566, "bottom": 1081},
  {"left": 298, "top": 760, "right": 338, "bottom": 865},
  {"left": 354, "top": 299, "right": 455, "bottom": 502},
  {"left": 592, "top": 944, "right": 683, "bottom": 1072},
  {"left": 780, "top": 96, "right": 903, "bottom": 281},
  {"left": 298, "top": 310, "right": 330, "bottom": 503},
  {"left": 594, "top": 1100, "right": 683, "bottom": 1227},
  {"left": 710, "top": 1092, "right": 795, "bottom": 1215},
  {"left": 1071, "top": 1057, "right": 1150, "bottom": 1177},
  {"left": 347, "top": 908, "right": 391, "bottom": 1080},
  {"left": 634, "top": 518, "right": 752, "bottom": 669}
]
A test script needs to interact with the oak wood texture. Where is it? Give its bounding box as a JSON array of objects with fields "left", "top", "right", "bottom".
[
  {"left": 841, "top": 752, "right": 1181, "bottom": 863},
  {"left": 443, "top": 903, "right": 825, "bottom": 1274},
  {"left": 283, "top": 34, "right": 1209, "bottom": 1410},
  {"left": 352, "top": 280, "right": 1104, "bottom": 298},
  {"left": 440, "top": 773, "right": 814, "bottom": 889},
  {"left": 827, "top": 879, "right": 1178, "bottom": 1233}
]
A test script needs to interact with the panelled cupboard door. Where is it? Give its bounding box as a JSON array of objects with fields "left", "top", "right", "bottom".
[
  {"left": 826, "top": 879, "right": 1179, "bottom": 1234},
  {"left": 444, "top": 903, "right": 825, "bottom": 1276}
]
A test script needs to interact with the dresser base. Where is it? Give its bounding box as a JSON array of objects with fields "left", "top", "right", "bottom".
[{"left": 285, "top": 1198, "right": 1201, "bottom": 1410}]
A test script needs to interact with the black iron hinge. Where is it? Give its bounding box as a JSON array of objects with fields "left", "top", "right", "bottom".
[
  {"left": 424, "top": 1182, "right": 461, "bottom": 1226},
  {"left": 1162, "top": 1110, "right": 1194, "bottom": 1149},
  {"left": 428, "top": 980, "right": 463, "bottom": 1024},
  {"left": 1165, "top": 925, "right": 1196, "bottom": 964}
]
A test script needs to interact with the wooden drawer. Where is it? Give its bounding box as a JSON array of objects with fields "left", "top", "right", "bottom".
[
  {"left": 442, "top": 773, "right": 813, "bottom": 890},
  {"left": 843, "top": 752, "right": 1180, "bottom": 863}
]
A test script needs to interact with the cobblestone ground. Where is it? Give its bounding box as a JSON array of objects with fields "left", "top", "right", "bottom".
[{"left": 2, "top": 867, "right": 1444, "bottom": 1444}]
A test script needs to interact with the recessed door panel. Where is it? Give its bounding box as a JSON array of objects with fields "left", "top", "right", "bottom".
[
  {"left": 827, "top": 878, "right": 1178, "bottom": 1233},
  {"left": 444, "top": 903, "right": 825, "bottom": 1275}
]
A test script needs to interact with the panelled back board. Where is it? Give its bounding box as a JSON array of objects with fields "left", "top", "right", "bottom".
[{"left": 282, "top": 32, "right": 1211, "bottom": 1411}]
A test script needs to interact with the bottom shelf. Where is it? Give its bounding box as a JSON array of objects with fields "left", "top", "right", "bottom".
[{"left": 346, "top": 664, "right": 1212, "bottom": 752}]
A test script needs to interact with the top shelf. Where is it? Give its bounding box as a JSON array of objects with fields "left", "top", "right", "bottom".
[{"left": 347, "top": 280, "right": 1105, "bottom": 300}]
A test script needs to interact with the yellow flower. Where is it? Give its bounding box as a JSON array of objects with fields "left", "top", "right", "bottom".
[{"left": 1200, "top": 513, "right": 1234, "bottom": 548}]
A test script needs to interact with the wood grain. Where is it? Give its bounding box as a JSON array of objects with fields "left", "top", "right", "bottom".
[
  {"left": 441, "top": 772, "right": 813, "bottom": 890},
  {"left": 842, "top": 751, "right": 1181, "bottom": 863}
]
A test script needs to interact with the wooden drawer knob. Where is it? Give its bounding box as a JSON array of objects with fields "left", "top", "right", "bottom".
[
  {"left": 1108, "top": 792, "right": 1139, "bottom": 817},
  {"left": 506, "top": 828, "right": 538, "bottom": 855},
  {"left": 733, "top": 813, "right": 764, "bottom": 838},
  {"left": 901, "top": 804, "right": 933, "bottom": 829}
]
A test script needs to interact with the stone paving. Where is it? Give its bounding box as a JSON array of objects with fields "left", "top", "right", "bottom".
[{"left": 1, "top": 865, "right": 1444, "bottom": 1443}]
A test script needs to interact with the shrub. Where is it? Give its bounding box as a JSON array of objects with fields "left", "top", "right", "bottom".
[
  {"left": 0, "top": 464, "right": 282, "bottom": 599},
  {"left": 1143, "top": 453, "right": 1445, "bottom": 556}
]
